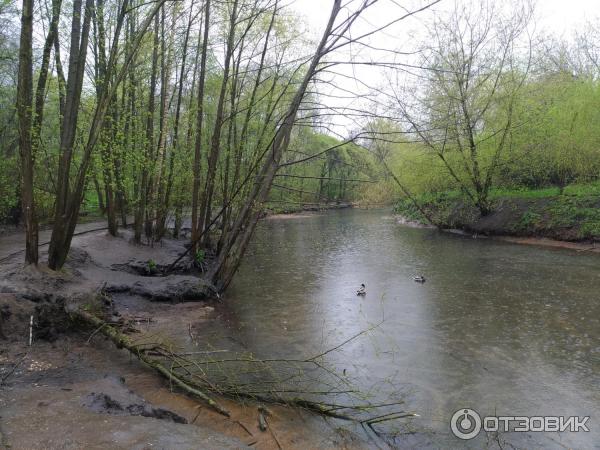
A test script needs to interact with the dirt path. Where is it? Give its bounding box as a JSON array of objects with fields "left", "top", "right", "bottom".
[{"left": 0, "top": 219, "right": 111, "bottom": 262}]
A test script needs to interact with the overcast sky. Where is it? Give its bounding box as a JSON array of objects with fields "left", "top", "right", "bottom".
[
  {"left": 291, "top": 0, "right": 600, "bottom": 38},
  {"left": 286, "top": 0, "right": 600, "bottom": 136}
]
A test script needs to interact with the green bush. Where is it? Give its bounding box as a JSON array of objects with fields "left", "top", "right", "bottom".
[
  {"left": 0, "top": 155, "right": 18, "bottom": 221},
  {"left": 194, "top": 249, "right": 205, "bottom": 265}
]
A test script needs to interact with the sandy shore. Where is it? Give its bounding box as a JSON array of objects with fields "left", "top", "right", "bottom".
[{"left": 0, "top": 228, "right": 366, "bottom": 449}]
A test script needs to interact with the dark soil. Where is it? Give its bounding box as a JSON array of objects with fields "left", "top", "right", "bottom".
[
  {"left": 396, "top": 195, "right": 600, "bottom": 244},
  {"left": 84, "top": 390, "right": 188, "bottom": 424}
]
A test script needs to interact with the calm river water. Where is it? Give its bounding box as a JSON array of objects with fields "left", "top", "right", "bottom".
[{"left": 201, "top": 208, "right": 599, "bottom": 448}]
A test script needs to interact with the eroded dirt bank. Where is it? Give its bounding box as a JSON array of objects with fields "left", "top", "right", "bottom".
[
  {"left": 395, "top": 195, "right": 600, "bottom": 246},
  {"left": 0, "top": 228, "right": 365, "bottom": 449},
  {"left": 396, "top": 214, "right": 600, "bottom": 254}
]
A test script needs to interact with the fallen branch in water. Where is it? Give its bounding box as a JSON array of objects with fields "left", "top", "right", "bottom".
[
  {"left": 73, "top": 308, "right": 414, "bottom": 429},
  {"left": 73, "top": 308, "right": 230, "bottom": 417}
]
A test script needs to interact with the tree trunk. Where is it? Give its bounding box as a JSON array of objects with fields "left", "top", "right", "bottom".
[
  {"left": 210, "top": 0, "right": 342, "bottom": 291},
  {"left": 48, "top": 0, "right": 94, "bottom": 270},
  {"left": 162, "top": 5, "right": 193, "bottom": 240},
  {"left": 191, "top": 0, "right": 210, "bottom": 252},
  {"left": 151, "top": 5, "right": 168, "bottom": 241},
  {"left": 16, "top": 0, "right": 38, "bottom": 265},
  {"left": 198, "top": 0, "right": 238, "bottom": 249},
  {"left": 134, "top": 13, "right": 159, "bottom": 244},
  {"left": 95, "top": 0, "right": 118, "bottom": 236},
  {"left": 92, "top": 170, "right": 106, "bottom": 213},
  {"left": 48, "top": 0, "right": 162, "bottom": 268},
  {"left": 32, "top": 0, "right": 63, "bottom": 153}
]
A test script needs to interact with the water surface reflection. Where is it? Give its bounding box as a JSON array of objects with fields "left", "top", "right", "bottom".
[{"left": 201, "top": 209, "right": 600, "bottom": 448}]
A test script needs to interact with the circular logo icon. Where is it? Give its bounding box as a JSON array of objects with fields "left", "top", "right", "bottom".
[{"left": 451, "top": 408, "right": 482, "bottom": 440}]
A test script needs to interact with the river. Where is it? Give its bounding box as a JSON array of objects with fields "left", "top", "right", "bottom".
[{"left": 196, "top": 208, "right": 599, "bottom": 448}]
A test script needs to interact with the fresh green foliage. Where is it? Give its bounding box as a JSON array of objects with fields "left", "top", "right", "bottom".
[
  {"left": 0, "top": 156, "right": 17, "bottom": 220},
  {"left": 517, "top": 211, "right": 542, "bottom": 231},
  {"left": 395, "top": 184, "right": 600, "bottom": 241},
  {"left": 0, "top": 1, "right": 377, "bottom": 228},
  {"left": 376, "top": 73, "right": 600, "bottom": 211},
  {"left": 194, "top": 249, "right": 205, "bottom": 265}
]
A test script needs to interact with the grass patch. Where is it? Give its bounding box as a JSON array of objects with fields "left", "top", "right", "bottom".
[
  {"left": 489, "top": 187, "right": 561, "bottom": 199},
  {"left": 563, "top": 181, "right": 600, "bottom": 197}
]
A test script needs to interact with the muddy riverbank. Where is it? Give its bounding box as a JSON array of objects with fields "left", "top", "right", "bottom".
[
  {"left": 396, "top": 214, "right": 600, "bottom": 254},
  {"left": 0, "top": 227, "right": 367, "bottom": 449},
  {"left": 394, "top": 194, "right": 600, "bottom": 244}
]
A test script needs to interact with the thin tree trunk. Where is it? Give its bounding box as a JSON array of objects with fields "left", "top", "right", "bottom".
[
  {"left": 16, "top": 0, "right": 38, "bottom": 265},
  {"left": 198, "top": 0, "right": 239, "bottom": 248},
  {"left": 164, "top": 5, "right": 194, "bottom": 231},
  {"left": 191, "top": 0, "right": 210, "bottom": 253},
  {"left": 134, "top": 13, "right": 159, "bottom": 243},
  {"left": 92, "top": 169, "right": 105, "bottom": 213},
  {"left": 151, "top": 5, "right": 169, "bottom": 241},
  {"left": 49, "top": 0, "right": 163, "bottom": 268},
  {"left": 48, "top": 0, "right": 94, "bottom": 270},
  {"left": 32, "top": 0, "right": 62, "bottom": 155},
  {"left": 210, "top": 0, "right": 342, "bottom": 291},
  {"left": 95, "top": 0, "right": 118, "bottom": 236},
  {"left": 54, "top": 33, "right": 66, "bottom": 123},
  {"left": 218, "top": 40, "right": 245, "bottom": 252},
  {"left": 123, "top": 8, "right": 135, "bottom": 230}
]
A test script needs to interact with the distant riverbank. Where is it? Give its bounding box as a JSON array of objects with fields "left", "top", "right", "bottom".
[
  {"left": 394, "top": 184, "right": 600, "bottom": 245},
  {"left": 262, "top": 200, "right": 354, "bottom": 216}
]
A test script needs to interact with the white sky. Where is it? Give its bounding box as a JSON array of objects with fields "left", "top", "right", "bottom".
[
  {"left": 286, "top": 0, "right": 600, "bottom": 136},
  {"left": 291, "top": 0, "right": 600, "bottom": 38}
]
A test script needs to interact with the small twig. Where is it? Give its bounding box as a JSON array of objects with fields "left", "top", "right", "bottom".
[
  {"left": 324, "top": 400, "right": 405, "bottom": 412},
  {"left": 234, "top": 420, "right": 254, "bottom": 436},
  {"left": 180, "top": 350, "right": 229, "bottom": 355},
  {"left": 365, "top": 412, "right": 417, "bottom": 425},
  {"left": 146, "top": 350, "right": 229, "bottom": 357},
  {"left": 258, "top": 409, "right": 267, "bottom": 431},
  {"left": 1, "top": 352, "right": 28, "bottom": 386},
  {"left": 191, "top": 405, "right": 202, "bottom": 424},
  {"left": 307, "top": 320, "right": 383, "bottom": 361},
  {"left": 265, "top": 416, "right": 283, "bottom": 450},
  {"left": 86, "top": 323, "right": 106, "bottom": 344},
  {"left": 361, "top": 422, "right": 386, "bottom": 449}
]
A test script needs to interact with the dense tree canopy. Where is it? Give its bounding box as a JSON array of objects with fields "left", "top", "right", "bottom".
[{"left": 2, "top": 0, "right": 600, "bottom": 287}]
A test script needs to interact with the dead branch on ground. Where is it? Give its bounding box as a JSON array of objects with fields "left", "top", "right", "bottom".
[{"left": 73, "top": 308, "right": 414, "bottom": 429}]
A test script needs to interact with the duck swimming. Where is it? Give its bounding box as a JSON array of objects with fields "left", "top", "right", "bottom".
[
  {"left": 356, "top": 283, "right": 366, "bottom": 296},
  {"left": 413, "top": 275, "right": 426, "bottom": 283}
]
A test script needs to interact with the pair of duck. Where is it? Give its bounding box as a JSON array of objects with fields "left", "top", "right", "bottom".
[{"left": 356, "top": 276, "right": 426, "bottom": 296}]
